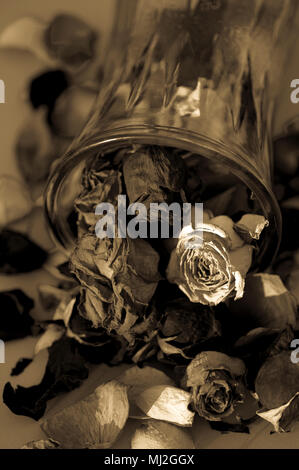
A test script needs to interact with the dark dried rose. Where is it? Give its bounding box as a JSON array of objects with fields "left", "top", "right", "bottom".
[
  {"left": 0, "top": 229, "right": 48, "bottom": 273},
  {"left": 75, "top": 166, "right": 122, "bottom": 237},
  {"left": 44, "top": 14, "right": 97, "bottom": 67},
  {"left": 123, "top": 146, "right": 186, "bottom": 215},
  {"left": 157, "top": 298, "right": 221, "bottom": 361},
  {"left": 184, "top": 351, "right": 246, "bottom": 421},
  {"left": 70, "top": 233, "right": 161, "bottom": 344}
]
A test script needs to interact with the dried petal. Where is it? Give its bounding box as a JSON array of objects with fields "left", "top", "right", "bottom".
[
  {"left": 209, "top": 215, "right": 244, "bottom": 250},
  {"left": 41, "top": 380, "right": 129, "bottom": 448},
  {"left": 257, "top": 392, "right": 299, "bottom": 433},
  {"left": 0, "top": 289, "right": 34, "bottom": 341},
  {"left": 135, "top": 385, "right": 194, "bottom": 427},
  {"left": 123, "top": 146, "right": 186, "bottom": 212},
  {"left": 21, "top": 439, "right": 61, "bottom": 449},
  {"left": 3, "top": 336, "right": 88, "bottom": 420},
  {"left": 131, "top": 420, "right": 195, "bottom": 449},
  {"left": 117, "top": 366, "right": 174, "bottom": 402},
  {"left": 38, "top": 284, "right": 75, "bottom": 314},
  {"left": 34, "top": 324, "right": 65, "bottom": 355},
  {"left": 234, "top": 214, "right": 269, "bottom": 242},
  {"left": 255, "top": 351, "right": 299, "bottom": 410},
  {"left": 43, "top": 250, "right": 71, "bottom": 280}
]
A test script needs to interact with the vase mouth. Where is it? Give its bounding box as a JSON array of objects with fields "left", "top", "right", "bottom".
[{"left": 44, "top": 124, "right": 281, "bottom": 270}]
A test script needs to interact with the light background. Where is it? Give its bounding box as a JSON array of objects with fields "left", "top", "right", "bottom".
[{"left": 0, "top": 0, "right": 299, "bottom": 449}]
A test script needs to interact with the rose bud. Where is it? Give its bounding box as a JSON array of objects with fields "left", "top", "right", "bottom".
[
  {"left": 44, "top": 14, "right": 97, "bottom": 68},
  {"left": 255, "top": 351, "right": 299, "bottom": 432},
  {"left": 157, "top": 298, "right": 221, "bottom": 361},
  {"left": 131, "top": 420, "right": 195, "bottom": 449},
  {"left": 229, "top": 273, "right": 297, "bottom": 333},
  {"left": 166, "top": 214, "right": 259, "bottom": 306},
  {"left": 184, "top": 351, "right": 246, "bottom": 421}
]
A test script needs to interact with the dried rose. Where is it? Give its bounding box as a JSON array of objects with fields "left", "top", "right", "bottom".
[
  {"left": 131, "top": 420, "right": 195, "bottom": 449},
  {"left": 255, "top": 351, "right": 299, "bottom": 432},
  {"left": 157, "top": 298, "right": 221, "bottom": 361},
  {"left": 70, "top": 233, "right": 161, "bottom": 344},
  {"left": 229, "top": 273, "right": 297, "bottom": 332},
  {"left": 41, "top": 380, "right": 129, "bottom": 448},
  {"left": 166, "top": 214, "right": 257, "bottom": 305},
  {"left": 184, "top": 351, "right": 246, "bottom": 421},
  {"left": 123, "top": 146, "right": 186, "bottom": 215}
]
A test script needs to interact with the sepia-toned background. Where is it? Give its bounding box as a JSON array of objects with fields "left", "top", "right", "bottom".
[{"left": 0, "top": 0, "right": 299, "bottom": 449}]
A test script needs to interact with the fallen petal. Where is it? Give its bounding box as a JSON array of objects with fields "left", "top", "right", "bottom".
[
  {"left": 41, "top": 380, "right": 129, "bottom": 448},
  {"left": 135, "top": 385, "right": 194, "bottom": 427},
  {"left": 131, "top": 419, "right": 195, "bottom": 449}
]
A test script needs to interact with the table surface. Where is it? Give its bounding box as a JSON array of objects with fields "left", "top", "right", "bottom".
[{"left": 1, "top": 0, "right": 299, "bottom": 449}]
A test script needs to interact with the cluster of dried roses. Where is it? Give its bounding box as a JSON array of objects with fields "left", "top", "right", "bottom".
[
  {"left": 20, "top": 144, "right": 299, "bottom": 447},
  {"left": 3, "top": 140, "right": 299, "bottom": 448}
]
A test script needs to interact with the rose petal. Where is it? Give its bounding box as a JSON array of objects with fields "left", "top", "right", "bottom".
[
  {"left": 210, "top": 215, "right": 244, "bottom": 250},
  {"left": 234, "top": 214, "right": 269, "bottom": 241},
  {"left": 229, "top": 244, "right": 253, "bottom": 277}
]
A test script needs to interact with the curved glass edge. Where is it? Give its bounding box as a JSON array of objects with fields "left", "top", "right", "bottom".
[{"left": 44, "top": 125, "right": 282, "bottom": 271}]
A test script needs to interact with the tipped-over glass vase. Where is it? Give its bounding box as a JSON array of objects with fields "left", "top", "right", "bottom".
[{"left": 45, "top": 0, "right": 297, "bottom": 270}]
